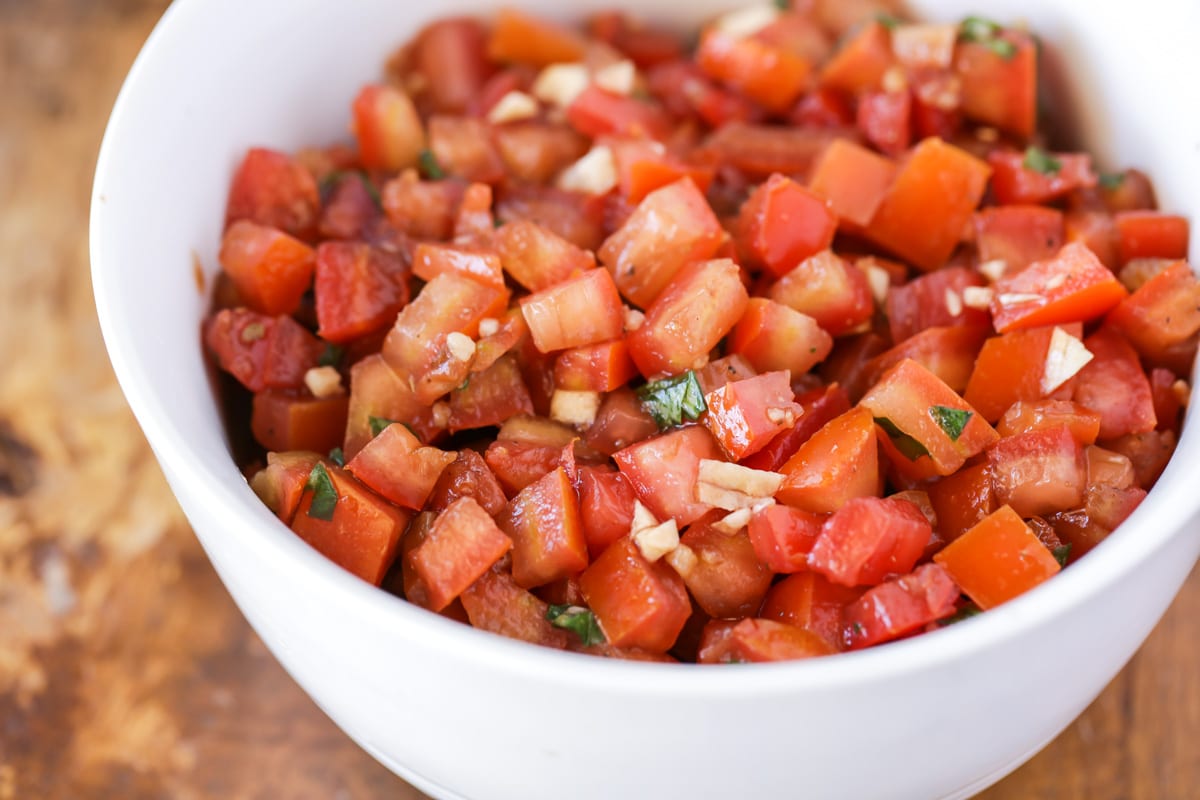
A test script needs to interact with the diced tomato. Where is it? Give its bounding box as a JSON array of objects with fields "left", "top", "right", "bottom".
[
  {"left": 225, "top": 147, "right": 320, "bottom": 240},
  {"left": 741, "top": 384, "right": 850, "bottom": 471},
  {"left": 987, "top": 425, "right": 1086, "bottom": 517},
  {"left": 1150, "top": 368, "right": 1183, "bottom": 434},
  {"left": 599, "top": 177, "right": 725, "bottom": 309},
  {"left": 769, "top": 250, "right": 874, "bottom": 335},
  {"left": 318, "top": 172, "right": 381, "bottom": 241},
  {"left": 818, "top": 332, "right": 890, "bottom": 402},
  {"left": 460, "top": 568, "right": 570, "bottom": 648},
  {"left": 219, "top": 221, "right": 315, "bottom": 316},
  {"left": 755, "top": 11, "right": 833, "bottom": 70},
  {"left": 693, "top": 354, "right": 758, "bottom": 395},
  {"left": 790, "top": 88, "right": 854, "bottom": 129},
  {"left": 988, "top": 149, "right": 1097, "bottom": 206},
  {"left": 865, "top": 326, "right": 987, "bottom": 396},
  {"left": 737, "top": 175, "right": 837, "bottom": 278},
  {"left": 410, "top": 496, "right": 513, "bottom": 610},
  {"left": 1107, "top": 260, "right": 1200, "bottom": 362},
  {"left": 748, "top": 503, "right": 824, "bottom": 573},
  {"left": 494, "top": 121, "right": 590, "bottom": 184},
  {"left": 588, "top": 11, "right": 683, "bottom": 68},
  {"left": 1096, "top": 169, "right": 1157, "bottom": 213},
  {"left": 990, "top": 243, "right": 1127, "bottom": 333},
  {"left": 819, "top": 20, "right": 892, "bottom": 95},
  {"left": 204, "top": 308, "right": 324, "bottom": 393},
  {"left": 760, "top": 571, "right": 861, "bottom": 650},
  {"left": 627, "top": 259, "right": 749, "bottom": 377},
  {"left": 856, "top": 90, "right": 911, "bottom": 157},
  {"left": 608, "top": 139, "right": 715, "bottom": 204},
  {"left": 808, "top": 496, "right": 931, "bottom": 587},
  {"left": 776, "top": 406, "right": 881, "bottom": 512},
  {"left": 427, "top": 449, "right": 508, "bottom": 516},
  {"left": 926, "top": 462, "right": 995, "bottom": 543},
  {"left": 1071, "top": 326, "right": 1157, "bottom": 440},
  {"left": 497, "top": 467, "right": 588, "bottom": 589},
  {"left": 910, "top": 83, "right": 962, "bottom": 141},
  {"left": 520, "top": 268, "right": 625, "bottom": 353},
  {"left": 411, "top": 242, "right": 504, "bottom": 289},
  {"left": 885, "top": 266, "right": 989, "bottom": 343},
  {"left": 1086, "top": 444, "right": 1137, "bottom": 490},
  {"left": 382, "top": 271, "right": 510, "bottom": 404},
  {"left": 670, "top": 525, "right": 772, "bottom": 619},
  {"left": 696, "top": 29, "right": 811, "bottom": 113},
  {"left": 250, "top": 451, "right": 321, "bottom": 524},
  {"left": 578, "top": 536, "right": 691, "bottom": 653},
  {"left": 577, "top": 466, "right": 638, "bottom": 559},
  {"left": 859, "top": 359, "right": 998, "bottom": 477},
  {"left": 646, "top": 60, "right": 761, "bottom": 128},
  {"left": 866, "top": 137, "right": 991, "bottom": 271},
  {"left": 352, "top": 84, "right": 426, "bottom": 172},
  {"left": 447, "top": 354, "right": 533, "bottom": 433},
  {"left": 554, "top": 340, "right": 638, "bottom": 393},
  {"left": 427, "top": 115, "right": 505, "bottom": 184},
  {"left": 251, "top": 389, "right": 347, "bottom": 453},
  {"left": 1064, "top": 209, "right": 1120, "bottom": 271},
  {"left": 997, "top": 399, "right": 1101, "bottom": 445},
  {"left": 963, "top": 323, "right": 1084, "bottom": 423},
  {"left": 412, "top": 18, "right": 493, "bottom": 114},
  {"left": 566, "top": 85, "right": 671, "bottom": 140},
  {"left": 614, "top": 426, "right": 722, "bottom": 527},
  {"left": 953, "top": 31, "right": 1036, "bottom": 139},
  {"left": 718, "top": 618, "right": 836, "bottom": 662},
  {"left": 585, "top": 387, "right": 660, "bottom": 456},
  {"left": 496, "top": 220, "right": 595, "bottom": 292},
  {"left": 703, "top": 371, "right": 801, "bottom": 461},
  {"left": 974, "top": 205, "right": 1065, "bottom": 275},
  {"left": 1114, "top": 212, "right": 1190, "bottom": 264},
  {"left": 843, "top": 563, "right": 959, "bottom": 649},
  {"left": 313, "top": 241, "right": 409, "bottom": 343},
  {"left": 487, "top": 7, "right": 587, "bottom": 66},
  {"left": 934, "top": 505, "right": 1061, "bottom": 609},
  {"left": 728, "top": 298, "right": 834, "bottom": 378},
  {"left": 808, "top": 138, "right": 896, "bottom": 228},
  {"left": 346, "top": 421, "right": 455, "bottom": 510},
  {"left": 484, "top": 439, "right": 567, "bottom": 497},
  {"left": 701, "top": 122, "right": 843, "bottom": 179},
  {"left": 381, "top": 171, "right": 465, "bottom": 241},
  {"left": 291, "top": 464, "right": 411, "bottom": 586}
]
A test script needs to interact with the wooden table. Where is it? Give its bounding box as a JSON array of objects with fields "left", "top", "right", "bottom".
[{"left": 1, "top": 2, "right": 1196, "bottom": 797}]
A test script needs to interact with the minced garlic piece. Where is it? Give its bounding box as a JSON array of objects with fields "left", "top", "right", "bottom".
[
  {"left": 478, "top": 317, "right": 500, "bottom": 338},
  {"left": 1041, "top": 327, "right": 1094, "bottom": 394},
  {"left": 550, "top": 389, "right": 601, "bottom": 427},
  {"left": 445, "top": 331, "right": 476, "bottom": 362},
  {"left": 961, "top": 285, "right": 993, "bottom": 310},
  {"left": 487, "top": 90, "right": 540, "bottom": 124},
  {"left": 532, "top": 63, "right": 590, "bottom": 109},
  {"left": 696, "top": 459, "right": 784, "bottom": 511},
  {"left": 557, "top": 146, "right": 617, "bottom": 195},
  {"left": 594, "top": 60, "right": 636, "bottom": 95},
  {"left": 304, "top": 366, "right": 344, "bottom": 399},
  {"left": 713, "top": 4, "right": 779, "bottom": 38},
  {"left": 978, "top": 259, "right": 1008, "bottom": 283}
]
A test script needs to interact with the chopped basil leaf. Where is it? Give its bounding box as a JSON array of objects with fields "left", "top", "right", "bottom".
[
  {"left": 546, "top": 604, "right": 606, "bottom": 647},
  {"left": 304, "top": 462, "right": 338, "bottom": 521},
  {"left": 939, "top": 602, "right": 982, "bottom": 626},
  {"left": 772, "top": 0, "right": 789, "bottom": 9},
  {"left": 1023, "top": 145, "right": 1062, "bottom": 176},
  {"left": 1052, "top": 543, "right": 1072, "bottom": 567},
  {"left": 983, "top": 38, "right": 1017, "bottom": 58},
  {"left": 851, "top": 621, "right": 864, "bottom": 635},
  {"left": 929, "top": 405, "right": 973, "bottom": 441},
  {"left": 874, "top": 417, "right": 931, "bottom": 461},
  {"left": 1098, "top": 172, "right": 1126, "bottom": 190},
  {"left": 418, "top": 149, "right": 445, "bottom": 180},
  {"left": 318, "top": 342, "right": 344, "bottom": 368},
  {"left": 328, "top": 447, "right": 345, "bottom": 467},
  {"left": 637, "top": 371, "right": 707, "bottom": 429},
  {"left": 875, "top": 11, "right": 901, "bottom": 30},
  {"left": 959, "top": 16, "right": 1015, "bottom": 60},
  {"left": 369, "top": 416, "right": 395, "bottom": 438}
]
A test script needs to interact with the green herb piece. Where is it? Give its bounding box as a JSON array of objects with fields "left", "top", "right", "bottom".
[
  {"left": 318, "top": 342, "right": 344, "bottom": 368},
  {"left": 875, "top": 11, "right": 901, "bottom": 29},
  {"left": 725, "top": 656, "right": 748, "bottom": 664},
  {"left": 984, "top": 38, "right": 1017, "bottom": 58},
  {"left": 637, "top": 371, "right": 707, "bottom": 429},
  {"left": 304, "top": 462, "right": 338, "bottom": 521},
  {"left": 369, "top": 416, "right": 395, "bottom": 438},
  {"left": 1098, "top": 172, "right": 1126, "bottom": 190},
  {"left": 851, "top": 622, "right": 864, "bottom": 635},
  {"left": 1023, "top": 145, "right": 1062, "bottom": 176},
  {"left": 418, "top": 149, "right": 445, "bottom": 180},
  {"left": 929, "top": 405, "right": 973, "bottom": 442},
  {"left": 874, "top": 417, "right": 931, "bottom": 461},
  {"left": 773, "top": 0, "right": 789, "bottom": 9},
  {"left": 318, "top": 170, "right": 382, "bottom": 208},
  {"left": 546, "top": 604, "right": 606, "bottom": 647},
  {"left": 328, "top": 447, "right": 345, "bottom": 467},
  {"left": 241, "top": 322, "right": 266, "bottom": 343},
  {"left": 1052, "top": 543, "right": 1072, "bottom": 567},
  {"left": 959, "top": 16, "right": 1016, "bottom": 59},
  {"left": 939, "top": 602, "right": 983, "bottom": 626}
]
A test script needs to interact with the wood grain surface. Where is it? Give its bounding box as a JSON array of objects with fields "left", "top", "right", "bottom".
[{"left": 0, "top": 2, "right": 1196, "bottom": 798}]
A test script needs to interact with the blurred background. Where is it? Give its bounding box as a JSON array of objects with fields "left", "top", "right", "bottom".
[{"left": 0, "top": 1, "right": 1196, "bottom": 798}]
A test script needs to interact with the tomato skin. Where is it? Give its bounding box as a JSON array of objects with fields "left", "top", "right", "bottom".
[
  {"left": 204, "top": 308, "right": 324, "bottom": 394},
  {"left": 856, "top": 89, "right": 911, "bottom": 157},
  {"left": 578, "top": 536, "right": 692, "bottom": 653},
  {"left": 428, "top": 116, "right": 506, "bottom": 184},
  {"left": 627, "top": 259, "right": 749, "bottom": 378},
  {"left": 251, "top": 389, "right": 348, "bottom": 454},
  {"left": 760, "top": 571, "right": 863, "bottom": 650},
  {"left": 990, "top": 242, "right": 1128, "bottom": 333},
  {"left": 748, "top": 504, "right": 825, "bottom": 573},
  {"left": 614, "top": 426, "right": 722, "bottom": 527},
  {"left": 671, "top": 525, "right": 773, "bottom": 619},
  {"left": 599, "top": 177, "right": 725, "bottom": 310},
  {"left": 554, "top": 340, "right": 638, "bottom": 393},
  {"left": 577, "top": 466, "right": 638, "bottom": 559},
  {"left": 864, "top": 325, "right": 988, "bottom": 396},
  {"left": 314, "top": 241, "right": 409, "bottom": 343},
  {"left": 819, "top": 19, "right": 893, "bottom": 95},
  {"left": 460, "top": 569, "right": 571, "bottom": 649},
  {"left": 885, "top": 266, "right": 989, "bottom": 344},
  {"left": 728, "top": 298, "right": 834, "bottom": 379},
  {"left": 808, "top": 496, "right": 931, "bottom": 587},
  {"left": 738, "top": 175, "right": 837, "bottom": 278},
  {"left": 352, "top": 84, "right": 426, "bottom": 172},
  {"left": 953, "top": 32, "right": 1036, "bottom": 139},
  {"left": 413, "top": 18, "right": 493, "bottom": 114},
  {"left": 925, "top": 462, "right": 995, "bottom": 543},
  {"left": 776, "top": 406, "right": 881, "bottom": 513},
  {"left": 988, "top": 149, "right": 1097, "bottom": 206},
  {"left": 769, "top": 250, "right": 874, "bottom": 336},
  {"left": 381, "top": 171, "right": 465, "bottom": 241},
  {"left": 611, "top": 140, "right": 715, "bottom": 205},
  {"left": 696, "top": 29, "right": 811, "bottom": 113},
  {"left": 225, "top": 147, "right": 320, "bottom": 240},
  {"left": 520, "top": 269, "right": 626, "bottom": 354},
  {"left": 566, "top": 85, "right": 671, "bottom": 140},
  {"left": 720, "top": 618, "right": 836, "bottom": 663},
  {"left": 346, "top": 421, "right": 456, "bottom": 510},
  {"left": 447, "top": 354, "right": 533, "bottom": 433},
  {"left": 704, "top": 371, "right": 801, "bottom": 461},
  {"left": 410, "top": 497, "right": 513, "bottom": 611},
  {"left": 694, "top": 354, "right": 758, "bottom": 395},
  {"left": 808, "top": 138, "right": 895, "bottom": 228},
  {"left": 219, "top": 221, "right": 316, "bottom": 316},
  {"left": 291, "top": 464, "right": 411, "bottom": 587},
  {"left": 427, "top": 449, "right": 508, "bottom": 517},
  {"left": 934, "top": 505, "right": 1060, "bottom": 610},
  {"left": 411, "top": 242, "right": 504, "bottom": 289},
  {"left": 974, "top": 205, "right": 1065, "bottom": 275},
  {"left": 741, "top": 384, "right": 851, "bottom": 472},
  {"left": 250, "top": 451, "right": 321, "bottom": 524},
  {"left": 496, "top": 220, "right": 595, "bottom": 292},
  {"left": 484, "top": 439, "right": 568, "bottom": 497},
  {"left": 488, "top": 7, "right": 586, "bottom": 66},
  {"left": 842, "top": 563, "right": 959, "bottom": 650},
  {"left": 1071, "top": 326, "right": 1157, "bottom": 440},
  {"left": 498, "top": 467, "right": 589, "bottom": 589},
  {"left": 1107, "top": 260, "right": 1200, "bottom": 361},
  {"left": 997, "top": 399, "right": 1101, "bottom": 445},
  {"left": 987, "top": 425, "right": 1086, "bottom": 518}
]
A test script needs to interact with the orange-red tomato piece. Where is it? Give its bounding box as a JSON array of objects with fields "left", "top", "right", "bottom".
[
  {"left": 498, "top": 467, "right": 589, "bottom": 589},
  {"left": 410, "top": 496, "right": 513, "bottom": 611},
  {"left": 842, "top": 563, "right": 959, "bottom": 649},
  {"left": 776, "top": 406, "right": 881, "bottom": 513},
  {"left": 934, "top": 505, "right": 1060, "bottom": 610},
  {"left": 990, "top": 242, "right": 1127, "bottom": 333},
  {"left": 808, "top": 495, "right": 931, "bottom": 587},
  {"left": 578, "top": 537, "right": 691, "bottom": 653},
  {"left": 219, "top": 221, "right": 316, "bottom": 316}
]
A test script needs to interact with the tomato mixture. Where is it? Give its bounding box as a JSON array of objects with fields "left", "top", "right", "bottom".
[{"left": 204, "top": 4, "right": 1194, "bottom": 663}]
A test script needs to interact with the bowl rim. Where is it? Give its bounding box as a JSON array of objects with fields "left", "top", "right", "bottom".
[{"left": 90, "top": 0, "right": 1200, "bottom": 697}]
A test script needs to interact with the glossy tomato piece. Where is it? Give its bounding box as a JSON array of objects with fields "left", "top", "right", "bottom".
[
  {"left": 410, "top": 496, "right": 513, "bottom": 611},
  {"left": 498, "top": 467, "right": 589, "bottom": 589},
  {"left": 988, "top": 149, "right": 1097, "bottom": 206},
  {"left": 411, "top": 242, "right": 504, "bottom": 288},
  {"left": 741, "top": 384, "right": 851, "bottom": 472},
  {"left": 747, "top": 503, "right": 825, "bottom": 573},
  {"left": 769, "top": 250, "right": 874, "bottom": 335},
  {"left": 1071, "top": 326, "right": 1157, "bottom": 440},
  {"left": 1114, "top": 212, "right": 1190, "bottom": 264},
  {"left": 346, "top": 421, "right": 456, "bottom": 511},
  {"left": 554, "top": 340, "right": 638, "bottom": 393},
  {"left": 776, "top": 406, "right": 881, "bottom": 513},
  {"left": 819, "top": 19, "right": 892, "bottom": 95},
  {"left": 990, "top": 243, "right": 1127, "bottom": 333},
  {"left": 728, "top": 298, "right": 833, "bottom": 378},
  {"left": 856, "top": 89, "right": 911, "bottom": 157},
  {"left": 760, "top": 571, "right": 862, "bottom": 650},
  {"left": 646, "top": 61, "right": 761, "bottom": 129},
  {"left": 426, "top": 449, "right": 507, "bottom": 516},
  {"left": 352, "top": 84, "right": 426, "bottom": 172},
  {"left": 863, "top": 325, "right": 988, "bottom": 395},
  {"left": 566, "top": 85, "right": 671, "bottom": 140},
  {"left": 987, "top": 425, "right": 1086, "bottom": 518},
  {"left": 578, "top": 536, "right": 691, "bottom": 653},
  {"left": 578, "top": 465, "right": 638, "bottom": 559},
  {"left": 925, "top": 462, "right": 995, "bottom": 543},
  {"left": 738, "top": 175, "right": 837, "bottom": 278},
  {"left": 460, "top": 569, "right": 570, "bottom": 649},
  {"left": 219, "top": 221, "right": 315, "bottom": 316},
  {"left": 808, "top": 496, "right": 931, "bottom": 587},
  {"left": 495, "top": 219, "right": 595, "bottom": 292},
  {"left": 380, "top": 171, "right": 465, "bottom": 241},
  {"left": 484, "top": 439, "right": 568, "bottom": 497},
  {"left": 428, "top": 115, "right": 505, "bottom": 184},
  {"left": 318, "top": 172, "right": 381, "bottom": 241},
  {"left": 584, "top": 387, "right": 661, "bottom": 456},
  {"left": 808, "top": 138, "right": 896, "bottom": 228},
  {"left": 412, "top": 17, "right": 493, "bottom": 114},
  {"left": 448, "top": 354, "right": 534, "bottom": 433},
  {"left": 843, "top": 563, "right": 959, "bottom": 649},
  {"left": 669, "top": 525, "right": 772, "bottom": 619},
  {"left": 204, "top": 308, "right": 324, "bottom": 393},
  {"left": 628, "top": 259, "right": 749, "bottom": 378},
  {"left": 614, "top": 426, "right": 722, "bottom": 527},
  {"left": 314, "top": 241, "right": 410, "bottom": 343},
  {"left": 225, "top": 147, "right": 320, "bottom": 239},
  {"left": 953, "top": 31, "right": 1036, "bottom": 139},
  {"left": 974, "top": 205, "right": 1065, "bottom": 275},
  {"left": 721, "top": 618, "right": 836, "bottom": 663},
  {"left": 488, "top": 8, "right": 586, "bottom": 66},
  {"left": 934, "top": 505, "right": 1060, "bottom": 610},
  {"left": 1107, "top": 260, "right": 1200, "bottom": 361},
  {"left": 997, "top": 399, "right": 1102, "bottom": 445},
  {"left": 885, "top": 266, "right": 989, "bottom": 344},
  {"left": 696, "top": 29, "right": 811, "bottom": 113},
  {"left": 251, "top": 389, "right": 347, "bottom": 453},
  {"left": 703, "top": 371, "right": 801, "bottom": 461},
  {"left": 250, "top": 451, "right": 322, "bottom": 524},
  {"left": 520, "top": 268, "right": 625, "bottom": 353},
  {"left": 701, "top": 122, "right": 843, "bottom": 179}
]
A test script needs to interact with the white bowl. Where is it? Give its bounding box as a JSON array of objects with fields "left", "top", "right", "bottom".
[{"left": 92, "top": 1, "right": 1200, "bottom": 798}]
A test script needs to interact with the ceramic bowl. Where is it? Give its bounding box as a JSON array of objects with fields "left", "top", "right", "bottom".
[{"left": 92, "top": 1, "right": 1200, "bottom": 797}]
